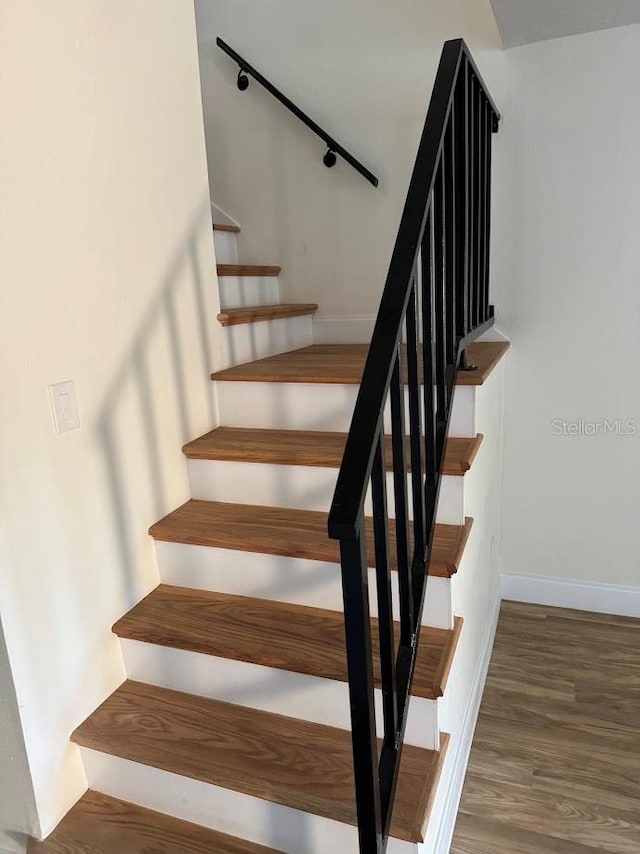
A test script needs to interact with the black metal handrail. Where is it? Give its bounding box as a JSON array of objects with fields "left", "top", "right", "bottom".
[
  {"left": 327, "top": 39, "right": 500, "bottom": 853},
  {"left": 217, "top": 38, "right": 378, "bottom": 187}
]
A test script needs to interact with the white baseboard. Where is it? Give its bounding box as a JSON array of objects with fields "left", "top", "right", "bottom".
[
  {"left": 501, "top": 573, "right": 640, "bottom": 618},
  {"left": 428, "top": 585, "right": 502, "bottom": 854}
]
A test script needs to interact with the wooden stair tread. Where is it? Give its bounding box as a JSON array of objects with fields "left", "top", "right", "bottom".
[
  {"left": 184, "top": 427, "right": 483, "bottom": 476},
  {"left": 149, "top": 499, "right": 473, "bottom": 580},
  {"left": 71, "top": 681, "right": 448, "bottom": 843},
  {"left": 213, "top": 223, "right": 241, "bottom": 233},
  {"left": 114, "top": 586, "right": 462, "bottom": 700},
  {"left": 28, "top": 790, "right": 277, "bottom": 854},
  {"left": 217, "top": 264, "right": 281, "bottom": 277},
  {"left": 217, "top": 304, "right": 318, "bottom": 327},
  {"left": 211, "top": 341, "right": 509, "bottom": 385}
]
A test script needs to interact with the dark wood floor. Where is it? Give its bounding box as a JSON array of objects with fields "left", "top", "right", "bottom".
[{"left": 451, "top": 601, "right": 640, "bottom": 854}]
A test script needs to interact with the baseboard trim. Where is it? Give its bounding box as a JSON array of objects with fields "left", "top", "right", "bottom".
[
  {"left": 430, "top": 584, "right": 502, "bottom": 854},
  {"left": 501, "top": 573, "right": 640, "bottom": 618}
]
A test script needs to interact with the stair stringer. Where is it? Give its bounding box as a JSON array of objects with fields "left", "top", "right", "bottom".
[{"left": 418, "top": 350, "right": 507, "bottom": 853}]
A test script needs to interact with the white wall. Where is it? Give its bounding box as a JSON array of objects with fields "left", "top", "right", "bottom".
[
  {"left": 0, "top": 1, "right": 219, "bottom": 837},
  {"left": 0, "top": 616, "right": 35, "bottom": 854},
  {"left": 497, "top": 26, "right": 640, "bottom": 590},
  {"left": 195, "top": 0, "right": 506, "bottom": 331}
]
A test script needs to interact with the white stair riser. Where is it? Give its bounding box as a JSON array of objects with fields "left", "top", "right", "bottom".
[
  {"left": 216, "top": 381, "right": 476, "bottom": 437},
  {"left": 213, "top": 230, "right": 238, "bottom": 265},
  {"left": 221, "top": 315, "right": 314, "bottom": 367},
  {"left": 154, "top": 541, "right": 453, "bottom": 630},
  {"left": 120, "top": 640, "right": 439, "bottom": 750},
  {"left": 218, "top": 275, "right": 280, "bottom": 310},
  {"left": 80, "top": 749, "right": 418, "bottom": 854},
  {"left": 186, "top": 459, "right": 465, "bottom": 525}
]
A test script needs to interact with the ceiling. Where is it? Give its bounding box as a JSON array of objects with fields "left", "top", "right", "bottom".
[{"left": 490, "top": 0, "right": 640, "bottom": 48}]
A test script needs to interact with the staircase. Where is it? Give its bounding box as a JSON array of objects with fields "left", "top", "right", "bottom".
[
  {"left": 29, "top": 218, "right": 507, "bottom": 853},
  {"left": 30, "top": 39, "right": 507, "bottom": 854}
]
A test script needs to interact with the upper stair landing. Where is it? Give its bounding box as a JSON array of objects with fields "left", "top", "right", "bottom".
[
  {"left": 211, "top": 341, "right": 509, "bottom": 385},
  {"left": 211, "top": 340, "right": 510, "bottom": 435}
]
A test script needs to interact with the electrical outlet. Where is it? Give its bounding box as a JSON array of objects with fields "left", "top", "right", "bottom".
[{"left": 49, "top": 380, "right": 80, "bottom": 433}]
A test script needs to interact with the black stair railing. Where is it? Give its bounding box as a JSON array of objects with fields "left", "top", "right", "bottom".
[
  {"left": 327, "top": 39, "right": 500, "bottom": 853},
  {"left": 217, "top": 38, "right": 378, "bottom": 187}
]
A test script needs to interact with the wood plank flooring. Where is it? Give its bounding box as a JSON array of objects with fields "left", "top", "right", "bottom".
[
  {"left": 113, "top": 585, "right": 463, "bottom": 700},
  {"left": 451, "top": 601, "right": 640, "bottom": 854},
  {"left": 71, "top": 681, "right": 446, "bottom": 843},
  {"left": 210, "top": 341, "right": 509, "bottom": 385},
  {"left": 28, "top": 791, "right": 278, "bottom": 853},
  {"left": 183, "top": 427, "right": 483, "bottom": 476},
  {"left": 149, "top": 499, "right": 473, "bottom": 579}
]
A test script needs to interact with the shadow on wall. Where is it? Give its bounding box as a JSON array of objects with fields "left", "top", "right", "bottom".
[
  {"left": 0, "top": 615, "right": 37, "bottom": 852},
  {"left": 94, "top": 196, "right": 218, "bottom": 607}
]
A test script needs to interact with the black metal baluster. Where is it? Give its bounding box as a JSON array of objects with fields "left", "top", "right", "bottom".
[
  {"left": 467, "top": 69, "right": 476, "bottom": 332},
  {"left": 390, "top": 351, "right": 413, "bottom": 644},
  {"left": 484, "top": 99, "right": 493, "bottom": 320},
  {"left": 473, "top": 78, "right": 482, "bottom": 328},
  {"left": 405, "top": 281, "right": 426, "bottom": 561},
  {"left": 339, "top": 528, "right": 383, "bottom": 853},
  {"left": 371, "top": 431, "right": 397, "bottom": 748},
  {"left": 421, "top": 210, "right": 437, "bottom": 532},
  {"left": 444, "top": 117, "right": 456, "bottom": 367},
  {"left": 478, "top": 92, "right": 487, "bottom": 324},
  {"left": 455, "top": 61, "right": 469, "bottom": 345},
  {"left": 433, "top": 161, "right": 446, "bottom": 422}
]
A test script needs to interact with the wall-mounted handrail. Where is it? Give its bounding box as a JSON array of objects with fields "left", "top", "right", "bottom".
[
  {"left": 216, "top": 37, "right": 379, "bottom": 187},
  {"left": 327, "top": 39, "right": 500, "bottom": 852}
]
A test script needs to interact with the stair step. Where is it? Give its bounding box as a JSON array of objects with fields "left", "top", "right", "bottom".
[
  {"left": 183, "top": 427, "right": 483, "bottom": 476},
  {"left": 218, "top": 304, "right": 318, "bottom": 327},
  {"left": 149, "top": 500, "right": 473, "bottom": 579},
  {"left": 217, "top": 264, "right": 281, "bottom": 277},
  {"left": 114, "top": 586, "right": 462, "bottom": 700},
  {"left": 211, "top": 341, "right": 509, "bottom": 386},
  {"left": 72, "top": 681, "right": 448, "bottom": 843},
  {"left": 28, "top": 790, "right": 276, "bottom": 853},
  {"left": 213, "top": 223, "right": 241, "bottom": 233}
]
